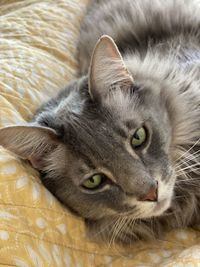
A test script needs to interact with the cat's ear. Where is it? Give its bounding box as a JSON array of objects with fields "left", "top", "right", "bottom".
[
  {"left": 88, "top": 35, "right": 133, "bottom": 100},
  {"left": 0, "top": 125, "right": 60, "bottom": 169}
]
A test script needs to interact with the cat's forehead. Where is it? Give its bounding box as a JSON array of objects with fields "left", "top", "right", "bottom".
[
  {"left": 59, "top": 88, "right": 158, "bottom": 145},
  {"left": 60, "top": 103, "right": 144, "bottom": 161},
  {"left": 84, "top": 97, "right": 145, "bottom": 133},
  {"left": 87, "top": 87, "right": 153, "bottom": 124}
]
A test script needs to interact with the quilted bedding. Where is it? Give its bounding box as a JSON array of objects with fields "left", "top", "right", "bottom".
[{"left": 0, "top": 1, "right": 200, "bottom": 266}]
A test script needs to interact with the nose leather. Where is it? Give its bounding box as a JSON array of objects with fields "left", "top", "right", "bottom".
[{"left": 140, "top": 181, "right": 158, "bottom": 202}]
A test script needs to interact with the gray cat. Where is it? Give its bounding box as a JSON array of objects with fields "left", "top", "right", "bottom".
[{"left": 0, "top": 0, "right": 200, "bottom": 245}]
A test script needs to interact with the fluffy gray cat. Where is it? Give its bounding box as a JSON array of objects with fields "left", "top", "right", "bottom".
[{"left": 0, "top": 0, "right": 200, "bottom": 245}]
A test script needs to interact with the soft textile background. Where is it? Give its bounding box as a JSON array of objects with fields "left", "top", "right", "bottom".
[{"left": 0, "top": 1, "right": 200, "bottom": 266}]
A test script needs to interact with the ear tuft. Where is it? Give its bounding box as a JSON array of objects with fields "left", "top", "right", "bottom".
[{"left": 88, "top": 35, "right": 133, "bottom": 100}]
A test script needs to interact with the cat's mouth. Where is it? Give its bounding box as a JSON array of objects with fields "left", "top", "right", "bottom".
[
  {"left": 122, "top": 196, "right": 171, "bottom": 219},
  {"left": 134, "top": 197, "right": 171, "bottom": 219},
  {"left": 135, "top": 197, "right": 171, "bottom": 219}
]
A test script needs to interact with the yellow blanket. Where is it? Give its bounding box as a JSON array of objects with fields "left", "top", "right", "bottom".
[{"left": 0, "top": 1, "right": 200, "bottom": 266}]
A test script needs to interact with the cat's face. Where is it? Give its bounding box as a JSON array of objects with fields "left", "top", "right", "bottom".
[
  {"left": 0, "top": 36, "right": 176, "bottom": 229},
  {"left": 41, "top": 81, "right": 175, "bottom": 222}
]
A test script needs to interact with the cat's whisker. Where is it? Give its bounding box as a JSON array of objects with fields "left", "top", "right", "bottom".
[
  {"left": 177, "top": 149, "right": 200, "bottom": 163},
  {"left": 111, "top": 217, "right": 124, "bottom": 244},
  {"left": 175, "top": 160, "right": 200, "bottom": 173},
  {"left": 109, "top": 209, "right": 147, "bottom": 245},
  {"left": 176, "top": 170, "right": 200, "bottom": 180},
  {"left": 175, "top": 161, "right": 200, "bottom": 176},
  {"left": 176, "top": 181, "right": 200, "bottom": 186},
  {"left": 176, "top": 162, "right": 200, "bottom": 173},
  {"left": 178, "top": 146, "right": 200, "bottom": 160},
  {"left": 175, "top": 138, "right": 200, "bottom": 163},
  {"left": 114, "top": 217, "right": 129, "bottom": 246},
  {"left": 117, "top": 216, "right": 140, "bottom": 244},
  {"left": 176, "top": 178, "right": 200, "bottom": 183},
  {"left": 176, "top": 169, "right": 200, "bottom": 177},
  {"left": 175, "top": 151, "right": 200, "bottom": 170},
  {"left": 109, "top": 216, "right": 125, "bottom": 247},
  {"left": 117, "top": 218, "right": 134, "bottom": 245},
  {"left": 176, "top": 182, "right": 199, "bottom": 188},
  {"left": 177, "top": 168, "right": 200, "bottom": 179},
  {"left": 89, "top": 215, "right": 119, "bottom": 239},
  {"left": 175, "top": 158, "right": 199, "bottom": 171}
]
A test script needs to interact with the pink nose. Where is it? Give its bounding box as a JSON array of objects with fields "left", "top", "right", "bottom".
[{"left": 140, "top": 182, "right": 158, "bottom": 202}]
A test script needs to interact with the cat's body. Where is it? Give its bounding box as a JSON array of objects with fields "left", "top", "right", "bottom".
[
  {"left": 1, "top": 0, "right": 200, "bottom": 245},
  {"left": 79, "top": 0, "right": 200, "bottom": 75}
]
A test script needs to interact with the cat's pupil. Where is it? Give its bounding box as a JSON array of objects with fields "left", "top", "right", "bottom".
[
  {"left": 134, "top": 133, "right": 140, "bottom": 140},
  {"left": 90, "top": 177, "right": 95, "bottom": 183}
]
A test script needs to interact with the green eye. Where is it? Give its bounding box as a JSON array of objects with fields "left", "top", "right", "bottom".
[
  {"left": 82, "top": 174, "right": 105, "bottom": 190},
  {"left": 131, "top": 127, "right": 147, "bottom": 148}
]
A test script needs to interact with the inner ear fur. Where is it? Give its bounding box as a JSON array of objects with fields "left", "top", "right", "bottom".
[
  {"left": 0, "top": 125, "right": 60, "bottom": 169},
  {"left": 88, "top": 35, "right": 133, "bottom": 100}
]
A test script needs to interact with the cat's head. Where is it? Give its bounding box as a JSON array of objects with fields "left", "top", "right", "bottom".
[{"left": 0, "top": 36, "right": 178, "bottom": 240}]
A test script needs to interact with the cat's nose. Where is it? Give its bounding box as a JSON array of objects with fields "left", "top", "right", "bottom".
[{"left": 139, "top": 181, "right": 158, "bottom": 202}]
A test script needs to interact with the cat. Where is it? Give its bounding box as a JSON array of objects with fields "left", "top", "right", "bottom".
[{"left": 0, "top": 0, "right": 200, "bottom": 245}]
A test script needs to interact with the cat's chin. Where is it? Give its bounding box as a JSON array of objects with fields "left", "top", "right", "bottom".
[
  {"left": 151, "top": 197, "right": 171, "bottom": 217},
  {"left": 138, "top": 197, "right": 172, "bottom": 219}
]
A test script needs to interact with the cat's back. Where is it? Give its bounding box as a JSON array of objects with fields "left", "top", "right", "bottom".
[{"left": 78, "top": 0, "right": 200, "bottom": 74}]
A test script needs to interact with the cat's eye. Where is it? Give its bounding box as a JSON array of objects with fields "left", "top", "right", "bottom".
[
  {"left": 82, "top": 174, "right": 106, "bottom": 190},
  {"left": 131, "top": 127, "right": 147, "bottom": 148}
]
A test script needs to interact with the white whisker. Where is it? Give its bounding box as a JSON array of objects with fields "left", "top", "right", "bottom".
[{"left": 175, "top": 138, "right": 200, "bottom": 162}]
